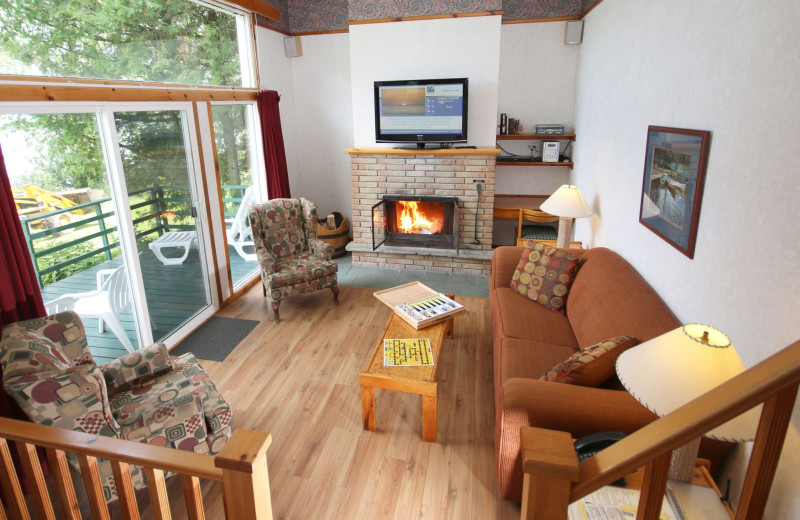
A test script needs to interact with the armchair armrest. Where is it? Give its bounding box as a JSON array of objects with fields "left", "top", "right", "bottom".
[
  {"left": 4, "top": 364, "right": 120, "bottom": 437},
  {"left": 256, "top": 247, "right": 278, "bottom": 274},
  {"left": 100, "top": 343, "right": 173, "bottom": 394},
  {"left": 308, "top": 238, "right": 333, "bottom": 260}
]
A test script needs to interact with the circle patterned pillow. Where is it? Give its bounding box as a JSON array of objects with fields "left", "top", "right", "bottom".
[{"left": 510, "top": 241, "right": 580, "bottom": 314}]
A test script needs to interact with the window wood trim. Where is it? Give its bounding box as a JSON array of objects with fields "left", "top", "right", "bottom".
[
  {"left": 225, "top": 0, "right": 280, "bottom": 22},
  {"left": 0, "top": 76, "right": 258, "bottom": 103}
]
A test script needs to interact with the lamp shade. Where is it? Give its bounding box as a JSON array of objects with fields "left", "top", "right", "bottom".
[
  {"left": 540, "top": 185, "right": 593, "bottom": 218},
  {"left": 616, "top": 325, "right": 759, "bottom": 442}
]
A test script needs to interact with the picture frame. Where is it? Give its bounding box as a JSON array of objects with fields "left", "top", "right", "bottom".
[{"left": 639, "top": 126, "right": 711, "bottom": 259}]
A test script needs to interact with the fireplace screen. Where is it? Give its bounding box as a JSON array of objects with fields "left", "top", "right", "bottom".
[{"left": 371, "top": 195, "right": 459, "bottom": 251}]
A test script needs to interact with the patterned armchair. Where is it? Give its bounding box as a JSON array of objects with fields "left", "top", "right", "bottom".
[
  {"left": 248, "top": 198, "right": 340, "bottom": 320},
  {"left": 0, "top": 311, "right": 233, "bottom": 502}
]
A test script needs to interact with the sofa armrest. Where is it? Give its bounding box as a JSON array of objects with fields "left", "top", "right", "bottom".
[
  {"left": 496, "top": 378, "right": 657, "bottom": 502},
  {"left": 5, "top": 365, "right": 121, "bottom": 437},
  {"left": 100, "top": 343, "right": 173, "bottom": 394},
  {"left": 491, "top": 246, "right": 526, "bottom": 290},
  {"left": 308, "top": 238, "right": 333, "bottom": 261}
]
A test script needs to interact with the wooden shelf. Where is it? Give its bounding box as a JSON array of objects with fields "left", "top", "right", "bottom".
[
  {"left": 496, "top": 161, "right": 574, "bottom": 168},
  {"left": 496, "top": 133, "right": 576, "bottom": 141}
]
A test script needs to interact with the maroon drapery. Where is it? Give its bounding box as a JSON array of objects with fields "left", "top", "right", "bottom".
[
  {"left": 0, "top": 143, "right": 44, "bottom": 328},
  {"left": 257, "top": 90, "right": 291, "bottom": 199},
  {"left": 0, "top": 141, "right": 45, "bottom": 422}
]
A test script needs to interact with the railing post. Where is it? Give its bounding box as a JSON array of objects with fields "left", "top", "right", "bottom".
[
  {"left": 20, "top": 217, "right": 43, "bottom": 287},
  {"left": 96, "top": 201, "right": 112, "bottom": 261},
  {"left": 520, "top": 427, "right": 579, "bottom": 520},
  {"left": 215, "top": 429, "right": 273, "bottom": 520},
  {"left": 735, "top": 382, "right": 799, "bottom": 520}
]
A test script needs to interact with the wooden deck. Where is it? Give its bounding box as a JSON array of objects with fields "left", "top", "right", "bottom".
[{"left": 40, "top": 245, "right": 258, "bottom": 364}]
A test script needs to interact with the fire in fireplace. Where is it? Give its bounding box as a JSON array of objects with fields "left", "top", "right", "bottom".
[{"left": 372, "top": 195, "right": 459, "bottom": 250}]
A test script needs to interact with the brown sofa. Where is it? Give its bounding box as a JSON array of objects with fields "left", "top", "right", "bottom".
[{"left": 491, "top": 245, "right": 699, "bottom": 501}]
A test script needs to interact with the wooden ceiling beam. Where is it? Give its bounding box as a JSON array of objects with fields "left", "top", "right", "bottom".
[{"left": 227, "top": 0, "right": 280, "bottom": 22}]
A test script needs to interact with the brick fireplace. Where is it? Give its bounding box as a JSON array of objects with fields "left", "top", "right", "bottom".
[{"left": 345, "top": 148, "right": 498, "bottom": 275}]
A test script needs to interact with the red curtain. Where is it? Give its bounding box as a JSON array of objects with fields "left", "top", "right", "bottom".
[
  {"left": 0, "top": 143, "right": 44, "bottom": 328},
  {"left": 257, "top": 90, "right": 291, "bottom": 199},
  {"left": 0, "top": 142, "right": 45, "bottom": 422}
]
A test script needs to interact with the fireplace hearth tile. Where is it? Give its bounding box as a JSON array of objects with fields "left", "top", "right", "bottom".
[{"left": 346, "top": 241, "right": 493, "bottom": 261}]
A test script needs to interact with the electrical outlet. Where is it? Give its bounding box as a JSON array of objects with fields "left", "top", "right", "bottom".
[{"left": 528, "top": 144, "right": 536, "bottom": 151}]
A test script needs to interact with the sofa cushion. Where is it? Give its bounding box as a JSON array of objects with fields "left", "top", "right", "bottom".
[
  {"left": 499, "top": 337, "right": 580, "bottom": 383},
  {"left": 510, "top": 241, "right": 580, "bottom": 314},
  {"left": 565, "top": 248, "right": 680, "bottom": 347},
  {"left": 492, "top": 287, "right": 578, "bottom": 347},
  {"left": 539, "top": 335, "right": 638, "bottom": 386}
]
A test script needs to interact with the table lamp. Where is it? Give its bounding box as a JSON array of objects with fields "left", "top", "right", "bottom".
[
  {"left": 616, "top": 324, "right": 760, "bottom": 481},
  {"left": 539, "top": 185, "right": 593, "bottom": 248}
]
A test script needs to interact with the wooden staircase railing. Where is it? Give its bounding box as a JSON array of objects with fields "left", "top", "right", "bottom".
[
  {"left": 0, "top": 417, "right": 273, "bottom": 520},
  {"left": 520, "top": 338, "right": 800, "bottom": 520}
]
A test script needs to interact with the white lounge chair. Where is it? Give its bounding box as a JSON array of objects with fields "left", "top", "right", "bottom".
[
  {"left": 64, "top": 264, "right": 137, "bottom": 353},
  {"left": 148, "top": 230, "right": 198, "bottom": 266},
  {"left": 226, "top": 186, "right": 258, "bottom": 262}
]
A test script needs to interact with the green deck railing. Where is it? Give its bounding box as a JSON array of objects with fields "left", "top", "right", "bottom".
[{"left": 21, "top": 184, "right": 250, "bottom": 287}]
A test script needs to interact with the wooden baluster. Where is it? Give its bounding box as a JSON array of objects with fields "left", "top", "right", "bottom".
[
  {"left": 181, "top": 475, "right": 206, "bottom": 520},
  {"left": 77, "top": 454, "right": 111, "bottom": 520},
  {"left": 0, "top": 439, "right": 30, "bottom": 520},
  {"left": 636, "top": 452, "right": 671, "bottom": 520},
  {"left": 110, "top": 460, "right": 140, "bottom": 520},
  {"left": 15, "top": 441, "right": 55, "bottom": 519},
  {"left": 45, "top": 448, "right": 82, "bottom": 520},
  {"left": 215, "top": 429, "right": 274, "bottom": 520},
  {"left": 519, "top": 427, "right": 579, "bottom": 520},
  {"left": 735, "top": 383, "right": 799, "bottom": 520},
  {"left": 144, "top": 467, "right": 172, "bottom": 520}
]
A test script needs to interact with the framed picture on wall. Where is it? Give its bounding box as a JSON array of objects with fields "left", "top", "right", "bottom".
[{"left": 638, "top": 126, "right": 711, "bottom": 259}]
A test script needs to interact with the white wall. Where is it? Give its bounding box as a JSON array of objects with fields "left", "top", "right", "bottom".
[
  {"left": 257, "top": 29, "right": 354, "bottom": 220},
  {"left": 573, "top": 1, "right": 800, "bottom": 516},
  {"left": 494, "top": 21, "right": 580, "bottom": 245},
  {"left": 349, "top": 16, "right": 502, "bottom": 148}
]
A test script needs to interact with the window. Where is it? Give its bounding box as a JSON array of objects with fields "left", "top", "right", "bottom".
[{"left": 0, "top": 0, "right": 254, "bottom": 87}]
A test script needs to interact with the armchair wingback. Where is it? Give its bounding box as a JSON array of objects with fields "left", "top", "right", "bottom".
[
  {"left": 0, "top": 311, "right": 234, "bottom": 502},
  {"left": 249, "top": 198, "right": 340, "bottom": 320}
]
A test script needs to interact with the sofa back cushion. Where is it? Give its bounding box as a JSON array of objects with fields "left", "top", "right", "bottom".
[{"left": 566, "top": 248, "right": 680, "bottom": 348}]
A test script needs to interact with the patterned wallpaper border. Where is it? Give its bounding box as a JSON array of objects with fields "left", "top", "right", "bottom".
[{"left": 259, "top": 0, "right": 601, "bottom": 35}]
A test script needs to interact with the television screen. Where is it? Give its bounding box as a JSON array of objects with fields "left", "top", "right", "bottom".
[{"left": 374, "top": 78, "right": 468, "bottom": 147}]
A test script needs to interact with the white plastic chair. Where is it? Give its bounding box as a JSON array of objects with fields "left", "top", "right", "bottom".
[
  {"left": 65, "top": 264, "right": 136, "bottom": 353},
  {"left": 226, "top": 186, "right": 258, "bottom": 262},
  {"left": 44, "top": 296, "right": 75, "bottom": 314}
]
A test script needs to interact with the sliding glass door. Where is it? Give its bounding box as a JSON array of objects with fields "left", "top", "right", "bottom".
[
  {"left": 108, "top": 107, "right": 213, "bottom": 345},
  {"left": 0, "top": 103, "right": 214, "bottom": 362}
]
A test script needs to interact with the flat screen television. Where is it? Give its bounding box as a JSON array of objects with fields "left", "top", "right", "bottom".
[{"left": 374, "top": 78, "right": 468, "bottom": 148}]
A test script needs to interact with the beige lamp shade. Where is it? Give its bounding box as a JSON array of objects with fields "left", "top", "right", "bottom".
[
  {"left": 540, "top": 185, "right": 593, "bottom": 218},
  {"left": 616, "top": 324, "right": 759, "bottom": 442}
]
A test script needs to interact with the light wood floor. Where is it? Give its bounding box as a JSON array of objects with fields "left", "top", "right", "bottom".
[{"left": 185, "top": 283, "right": 520, "bottom": 520}]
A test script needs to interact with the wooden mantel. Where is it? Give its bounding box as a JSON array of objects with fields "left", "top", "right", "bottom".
[{"left": 345, "top": 147, "right": 501, "bottom": 156}]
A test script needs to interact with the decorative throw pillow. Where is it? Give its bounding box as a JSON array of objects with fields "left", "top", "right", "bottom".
[
  {"left": 510, "top": 241, "right": 581, "bottom": 314},
  {"left": 539, "top": 336, "right": 639, "bottom": 386}
]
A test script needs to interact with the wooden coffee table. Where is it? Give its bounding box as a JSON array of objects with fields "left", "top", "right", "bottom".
[{"left": 359, "top": 300, "right": 455, "bottom": 442}]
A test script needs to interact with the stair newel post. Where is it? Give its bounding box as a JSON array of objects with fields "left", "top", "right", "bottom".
[
  {"left": 520, "top": 427, "right": 580, "bottom": 520},
  {"left": 215, "top": 430, "right": 274, "bottom": 520}
]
